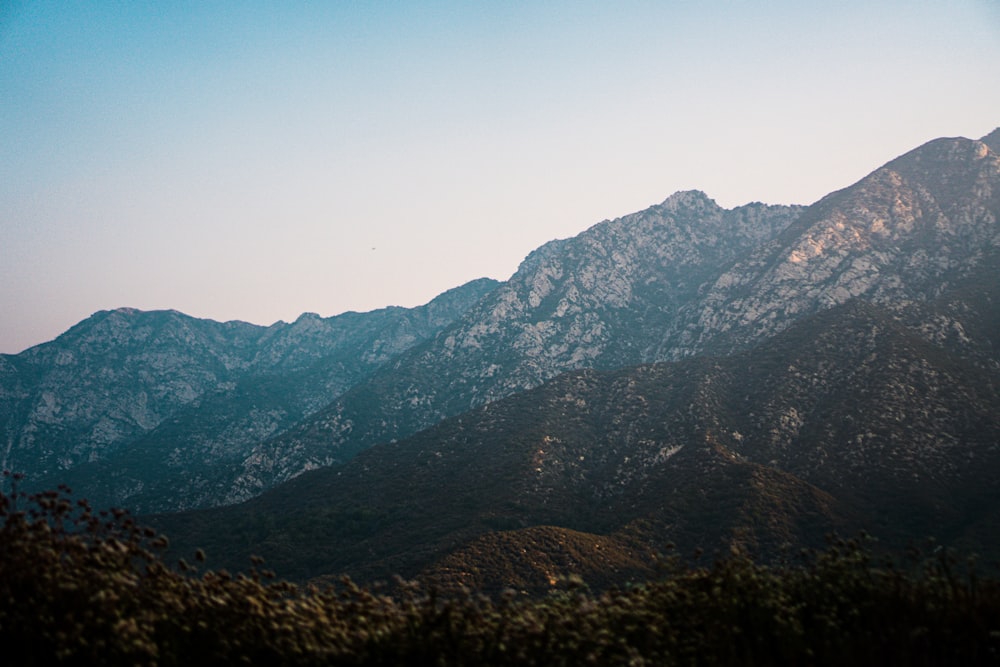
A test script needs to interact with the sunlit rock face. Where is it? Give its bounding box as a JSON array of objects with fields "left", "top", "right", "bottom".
[{"left": 667, "top": 135, "right": 1000, "bottom": 358}]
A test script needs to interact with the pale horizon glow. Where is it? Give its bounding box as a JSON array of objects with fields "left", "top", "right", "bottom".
[{"left": 2, "top": 1, "right": 999, "bottom": 353}]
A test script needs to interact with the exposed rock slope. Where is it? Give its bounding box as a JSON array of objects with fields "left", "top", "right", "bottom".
[{"left": 673, "top": 135, "right": 1000, "bottom": 357}]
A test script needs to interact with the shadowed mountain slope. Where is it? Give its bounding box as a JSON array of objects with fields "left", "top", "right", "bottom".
[
  {"left": 1, "top": 278, "right": 499, "bottom": 511},
  {"left": 152, "top": 282, "right": 1000, "bottom": 591}
]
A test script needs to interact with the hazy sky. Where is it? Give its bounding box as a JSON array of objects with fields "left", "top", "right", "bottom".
[{"left": 2, "top": 1, "right": 999, "bottom": 354}]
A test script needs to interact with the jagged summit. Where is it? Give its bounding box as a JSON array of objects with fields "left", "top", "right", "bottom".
[{"left": 657, "top": 189, "right": 718, "bottom": 210}]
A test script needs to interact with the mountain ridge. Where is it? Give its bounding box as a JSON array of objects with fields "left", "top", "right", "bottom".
[
  {"left": 222, "top": 130, "right": 1000, "bottom": 501},
  {"left": 4, "top": 128, "right": 1000, "bottom": 542},
  {"left": 225, "top": 194, "right": 805, "bottom": 497},
  {"left": 1, "top": 277, "right": 499, "bottom": 510}
]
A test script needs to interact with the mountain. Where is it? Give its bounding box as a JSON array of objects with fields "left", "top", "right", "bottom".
[
  {"left": 5, "top": 127, "right": 999, "bottom": 544},
  {"left": 674, "top": 134, "right": 1000, "bottom": 358},
  {"left": 226, "top": 130, "right": 1000, "bottom": 500},
  {"left": 227, "top": 195, "right": 804, "bottom": 496},
  {"left": 152, "top": 286, "right": 1000, "bottom": 593},
  {"left": 144, "top": 128, "right": 1000, "bottom": 592},
  {"left": 0, "top": 278, "right": 499, "bottom": 511}
]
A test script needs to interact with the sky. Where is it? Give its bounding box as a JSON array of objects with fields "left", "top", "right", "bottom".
[{"left": 2, "top": 1, "right": 999, "bottom": 354}]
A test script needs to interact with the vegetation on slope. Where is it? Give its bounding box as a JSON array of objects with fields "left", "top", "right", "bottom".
[{"left": 3, "top": 476, "right": 1000, "bottom": 666}]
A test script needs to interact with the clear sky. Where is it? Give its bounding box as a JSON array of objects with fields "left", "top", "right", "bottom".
[{"left": 2, "top": 1, "right": 999, "bottom": 354}]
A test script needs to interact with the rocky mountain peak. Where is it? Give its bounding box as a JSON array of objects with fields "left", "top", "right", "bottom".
[
  {"left": 223, "top": 193, "right": 804, "bottom": 498},
  {"left": 656, "top": 189, "right": 719, "bottom": 214}
]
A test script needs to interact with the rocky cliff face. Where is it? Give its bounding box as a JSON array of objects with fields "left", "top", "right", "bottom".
[
  {"left": 1, "top": 278, "right": 498, "bottom": 510},
  {"left": 450, "top": 191, "right": 801, "bottom": 395}
]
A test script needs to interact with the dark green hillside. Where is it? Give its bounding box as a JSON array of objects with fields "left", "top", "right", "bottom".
[{"left": 5, "top": 480, "right": 1000, "bottom": 666}]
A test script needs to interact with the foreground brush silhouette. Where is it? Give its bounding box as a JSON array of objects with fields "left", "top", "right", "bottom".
[{"left": 2, "top": 475, "right": 999, "bottom": 666}]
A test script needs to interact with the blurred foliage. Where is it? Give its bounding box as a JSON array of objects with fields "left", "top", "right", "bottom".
[{"left": 3, "top": 474, "right": 1000, "bottom": 666}]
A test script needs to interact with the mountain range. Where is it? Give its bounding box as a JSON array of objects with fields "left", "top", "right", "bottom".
[
  {"left": 0, "top": 279, "right": 498, "bottom": 510},
  {"left": 4, "top": 128, "right": 1000, "bottom": 591}
]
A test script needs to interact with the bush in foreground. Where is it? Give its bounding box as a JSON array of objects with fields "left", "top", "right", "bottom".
[{"left": 2, "top": 478, "right": 999, "bottom": 666}]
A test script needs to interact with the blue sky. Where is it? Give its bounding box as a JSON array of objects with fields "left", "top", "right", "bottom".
[{"left": 2, "top": 1, "right": 999, "bottom": 353}]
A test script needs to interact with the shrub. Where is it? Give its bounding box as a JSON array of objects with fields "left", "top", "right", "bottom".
[{"left": 2, "top": 476, "right": 999, "bottom": 666}]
